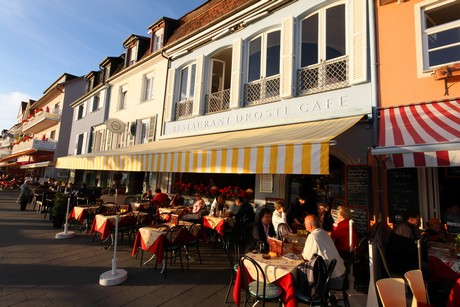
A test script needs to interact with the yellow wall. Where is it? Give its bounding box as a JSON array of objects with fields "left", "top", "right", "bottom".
[{"left": 376, "top": 0, "right": 460, "bottom": 107}]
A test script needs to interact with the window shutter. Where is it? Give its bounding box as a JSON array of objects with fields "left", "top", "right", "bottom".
[
  {"left": 74, "top": 135, "right": 79, "bottom": 155},
  {"left": 193, "top": 55, "right": 204, "bottom": 116},
  {"left": 82, "top": 101, "right": 87, "bottom": 118},
  {"left": 147, "top": 115, "right": 157, "bottom": 142},
  {"left": 230, "top": 38, "right": 243, "bottom": 108},
  {"left": 106, "top": 130, "right": 112, "bottom": 150},
  {"left": 280, "top": 16, "right": 294, "bottom": 99},
  {"left": 81, "top": 132, "right": 87, "bottom": 154},
  {"left": 90, "top": 129, "right": 96, "bottom": 153},
  {"left": 101, "top": 129, "right": 107, "bottom": 151},
  {"left": 99, "top": 90, "right": 105, "bottom": 108},
  {"left": 350, "top": 0, "right": 367, "bottom": 84},
  {"left": 164, "top": 68, "right": 176, "bottom": 121}
]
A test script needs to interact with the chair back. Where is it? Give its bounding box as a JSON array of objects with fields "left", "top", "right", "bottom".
[
  {"left": 166, "top": 225, "right": 186, "bottom": 244},
  {"left": 225, "top": 238, "right": 241, "bottom": 271},
  {"left": 376, "top": 278, "right": 407, "bottom": 307},
  {"left": 277, "top": 223, "right": 292, "bottom": 241},
  {"left": 240, "top": 255, "right": 268, "bottom": 298},
  {"left": 405, "top": 269, "right": 428, "bottom": 307}
]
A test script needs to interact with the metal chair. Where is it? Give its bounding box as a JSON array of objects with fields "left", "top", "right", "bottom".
[
  {"left": 296, "top": 257, "right": 337, "bottom": 307},
  {"left": 276, "top": 222, "right": 292, "bottom": 241},
  {"left": 239, "top": 255, "right": 283, "bottom": 306},
  {"left": 184, "top": 222, "right": 202, "bottom": 268},
  {"left": 330, "top": 252, "right": 355, "bottom": 307},
  {"left": 224, "top": 237, "right": 240, "bottom": 303},
  {"left": 155, "top": 225, "right": 185, "bottom": 279}
]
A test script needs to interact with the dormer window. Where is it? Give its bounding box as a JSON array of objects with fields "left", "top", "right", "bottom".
[
  {"left": 127, "top": 45, "right": 138, "bottom": 67},
  {"left": 153, "top": 28, "right": 164, "bottom": 52}
]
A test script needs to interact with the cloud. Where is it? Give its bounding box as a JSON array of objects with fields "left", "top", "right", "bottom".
[{"left": 0, "top": 91, "right": 30, "bottom": 129}]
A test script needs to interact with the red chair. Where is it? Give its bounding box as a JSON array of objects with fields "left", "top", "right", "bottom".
[{"left": 447, "top": 277, "right": 460, "bottom": 307}]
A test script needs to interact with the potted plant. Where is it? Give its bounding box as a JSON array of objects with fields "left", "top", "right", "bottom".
[{"left": 51, "top": 192, "right": 69, "bottom": 229}]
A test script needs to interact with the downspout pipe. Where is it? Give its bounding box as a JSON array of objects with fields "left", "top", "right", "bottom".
[{"left": 160, "top": 50, "right": 171, "bottom": 137}]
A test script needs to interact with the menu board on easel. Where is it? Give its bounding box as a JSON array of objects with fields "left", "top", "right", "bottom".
[
  {"left": 345, "top": 165, "right": 371, "bottom": 237},
  {"left": 346, "top": 165, "right": 371, "bottom": 207}
]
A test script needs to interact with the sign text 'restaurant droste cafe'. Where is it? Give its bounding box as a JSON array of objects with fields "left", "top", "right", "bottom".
[{"left": 162, "top": 84, "right": 372, "bottom": 139}]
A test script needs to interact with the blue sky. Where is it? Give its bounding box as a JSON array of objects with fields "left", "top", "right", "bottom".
[{"left": 0, "top": 0, "right": 206, "bottom": 130}]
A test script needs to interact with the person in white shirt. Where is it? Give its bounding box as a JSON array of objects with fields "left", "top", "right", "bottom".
[
  {"left": 272, "top": 200, "right": 287, "bottom": 231},
  {"left": 302, "top": 214, "right": 346, "bottom": 289}
]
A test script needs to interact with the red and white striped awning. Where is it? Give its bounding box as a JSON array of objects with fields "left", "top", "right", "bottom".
[{"left": 372, "top": 100, "right": 460, "bottom": 168}]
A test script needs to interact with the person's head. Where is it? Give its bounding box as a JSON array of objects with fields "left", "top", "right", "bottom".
[
  {"left": 426, "top": 218, "right": 444, "bottom": 233},
  {"left": 298, "top": 193, "right": 307, "bottom": 205},
  {"left": 154, "top": 188, "right": 162, "bottom": 194},
  {"left": 259, "top": 207, "right": 273, "bottom": 226},
  {"left": 274, "top": 200, "right": 285, "bottom": 213},
  {"left": 317, "top": 202, "right": 329, "bottom": 214},
  {"left": 337, "top": 205, "right": 351, "bottom": 221},
  {"left": 217, "top": 194, "right": 226, "bottom": 204},
  {"left": 403, "top": 210, "right": 421, "bottom": 227},
  {"left": 235, "top": 197, "right": 244, "bottom": 206},
  {"left": 304, "top": 214, "right": 320, "bottom": 233},
  {"left": 195, "top": 193, "right": 202, "bottom": 199}
]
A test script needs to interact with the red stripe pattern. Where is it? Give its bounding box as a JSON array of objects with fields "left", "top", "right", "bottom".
[{"left": 379, "top": 100, "right": 460, "bottom": 168}]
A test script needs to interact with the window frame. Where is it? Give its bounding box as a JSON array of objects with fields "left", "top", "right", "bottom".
[
  {"left": 415, "top": 0, "right": 460, "bottom": 76},
  {"left": 178, "top": 63, "right": 197, "bottom": 102},
  {"left": 142, "top": 73, "right": 155, "bottom": 102},
  {"left": 247, "top": 29, "right": 281, "bottom": 83},
  {"left": 118, "top": 85, "right": 128, "bottom": 111}
]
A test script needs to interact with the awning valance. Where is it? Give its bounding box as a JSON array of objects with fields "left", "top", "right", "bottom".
[
  {"left": 371, "top": 100, "right": 460, "bottom": 168},
  {"left": 57, "top": 116, "right": 362, "bottom": 175},
  {"left": 20, "top": 161, "right": 55, "bottom": 169},
  {"left": 0, "top": 149, "right": 37, "bottom": 162}
]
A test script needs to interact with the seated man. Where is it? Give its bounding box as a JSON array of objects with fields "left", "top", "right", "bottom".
[
  {"left": 302, "top": 214, "right": 346, "bottom": 289},
  {"left": 229, "top": 197, "right": 255, "bottom": 245},
  {"left": 251, "top": 207, "right": 276, "bottom": 253},
  {"left": 151, "top": 188, "right": 170, "bottom": 206},
  {"left": 387, "top": 211, "right": 421, "bottom": 275}
]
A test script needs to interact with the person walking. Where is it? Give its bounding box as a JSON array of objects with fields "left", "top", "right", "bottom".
[{"left": 17, "top": 180, "right": 33, "bottom": 211}]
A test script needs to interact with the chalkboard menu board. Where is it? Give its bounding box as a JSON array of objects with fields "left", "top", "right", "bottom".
[
  {"left": 346, "top": 166, "right": 371, "bottom": 207},
  {"left": 387, "top": 168, "right": 419, "bottom": 223},
  {"left": 350, "top": 205, "right": 369, "bottom": 237}
]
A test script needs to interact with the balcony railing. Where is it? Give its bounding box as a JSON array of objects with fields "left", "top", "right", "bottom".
[
  {"left": 11, "top": 139, "right": 56, "bottom": 155},
  {"left": 22, "top": 108, "right": 61, "bottom": 134},
  {"left": 205, "top": 89, "right": 230, "bottom": 114},
  {"left": 297, "top": 56, "right": 349, "bottom": 96},
  {"left": 244, "top": 75, "right": 280, "bottom": 106},
  {"left": 175, "top": 99, "right": 194, "bottom": 120}
]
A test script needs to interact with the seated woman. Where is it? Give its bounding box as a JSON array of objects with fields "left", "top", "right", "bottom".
[
  {"left": 142, "top": 189, "right": 153, "bottom": 201},
  {"left": 251, "top": 207, "right": 276, "bottom": 253},
  {"left": 272, "top": 200, "right": 287, "bottom": 231},
  {"left": 182, "top": 193, "right": 206, "bottom": 222},
  {"left": 331, "top": 205, "right": 358, "bottom": 259}
]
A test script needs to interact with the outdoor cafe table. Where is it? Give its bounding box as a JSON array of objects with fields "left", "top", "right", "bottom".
[
  {"left": 428, "top": 242, "right": 460, "bottom": 274},
  {"left": 68, "top": 205, "right": 99, "bottom": 223},
  {"left": 131, "top": 221, "right": 199, "bottom": 264},
  {"left": 202, "top": 215, "right": 227, "bottom": 237},
  {"left": 130, "top": 202, "right": 150, "bottom": 211},
  {"left": 90, "top": 211, "right": 147, "bottom": 241},
  {"left": 233, "top": 251, "right": 304, "bottom": 307}
]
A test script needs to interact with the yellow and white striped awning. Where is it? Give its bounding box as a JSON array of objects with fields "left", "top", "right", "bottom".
[{"left": 56, "top": 116, "right": 362, "bottom": 175}]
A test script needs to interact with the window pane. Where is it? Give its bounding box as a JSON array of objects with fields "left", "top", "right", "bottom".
[
  {"left": 266, "top": 31, "right": 281, "bottom": 77},
  {"left": 301, "top": 14, "right": 319, "bottom": 67},
  {"left": 211, "top": 60, "right": 224, "bottom": 92},
  {"left": 425, "top": 2, "right": 460, "bottom": 29},
  {"left": 248, "top": 37, "right": 261, "bottom": 82},
  {"left": 189, "top": 64, "right": 196, "bottom": 98},
  {"left": 428, "top": 27, "right": 460, "bottom": 49},
  {"left": 180, "top": 67, "right": 189, "bottom": 101},
  {"left": 429, "top": 45, "right": 460, "bottom": 67},
  {"left": 326, "top": 4, "right": 346, "bottom": 60}
]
